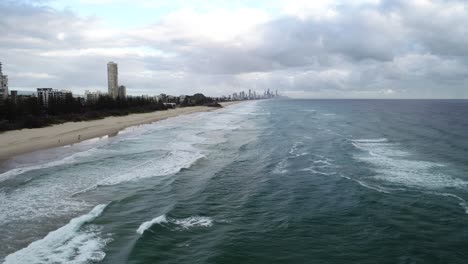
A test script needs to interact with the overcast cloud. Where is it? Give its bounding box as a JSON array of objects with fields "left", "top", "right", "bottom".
[{"left": 0, "top": 0, "right": 467, "bottom": 98}]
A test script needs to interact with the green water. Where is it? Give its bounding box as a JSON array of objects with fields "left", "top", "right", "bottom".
[{"left": 2, "top": 100, "right": 468, "bottom": 263}]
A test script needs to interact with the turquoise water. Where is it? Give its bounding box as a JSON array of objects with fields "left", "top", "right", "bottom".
[{"left": 1, "top": 100, "right": 468, "bottom": 263}]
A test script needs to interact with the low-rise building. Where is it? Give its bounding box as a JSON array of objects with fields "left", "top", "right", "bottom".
[
  {"left": 84, "top": 90, "right": 102, "bottom": 103},
  {"left": 37, "top": 88, "right": 73, "bottom": 107},
  {"left": 37, "top": 88, "right": 53, "bottom": 106}
]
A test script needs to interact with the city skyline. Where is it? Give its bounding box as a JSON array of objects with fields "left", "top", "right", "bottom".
[
  {"left": 0, "top": 60, "right": 278, "bottom": 100},
  {"left": 1, "top": 1, "right": 467, "bottom": 98}
]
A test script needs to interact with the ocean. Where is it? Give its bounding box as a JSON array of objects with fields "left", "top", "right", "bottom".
[{"left": 1, "top": 99, "right": 468, "bottom": 263}]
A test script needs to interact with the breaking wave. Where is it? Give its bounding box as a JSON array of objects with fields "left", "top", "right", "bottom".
[
  {"left": 137, "top": 215, "right": 168, "bottom": 235},
  {"left": 349, "top": 138, "right": 468, "bottom": 213},
  {"left": 351, "top": 138, "right": 467, "bottom": 189},
  {"left": 352, "top": 138, "right": 388, "bottom": 143},
  {"left": 3, "top": 204, "right": 110, "bottom": 264},
  {"left": 0, "top": 148, "right": 100, "bottom": 183},
  {"left": 174, "top": 216, "right": 213, "bottom": 229},
  {"left": 136, "top": 215, "right": 214, "bottom": 235}
]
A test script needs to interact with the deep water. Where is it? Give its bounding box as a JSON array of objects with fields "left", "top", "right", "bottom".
[{"left": 1, "top": 100, "right": 468, "bottom": 264}]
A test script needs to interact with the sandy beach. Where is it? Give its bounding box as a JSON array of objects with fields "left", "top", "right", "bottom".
[{"left": 0, "top": 102, "right": 239, "bottom": 162}]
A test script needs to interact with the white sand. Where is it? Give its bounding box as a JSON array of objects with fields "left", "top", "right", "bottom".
[{"left": 0, "top": 102, "right": 239, "bottom": 161}]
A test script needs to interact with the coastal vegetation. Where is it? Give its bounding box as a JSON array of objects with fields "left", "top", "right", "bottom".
[
  {"left": 0, "top": 93, "right": 217, "bottom": 132},
  {"left": 180, "top": 93, "right": 215, "bottom": 107}
]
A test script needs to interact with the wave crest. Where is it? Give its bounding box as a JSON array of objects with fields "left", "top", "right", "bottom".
[
  {"left": 136, "top": 215, "right": 214, "bottom": 235},
  {"left": 4, "top": 204, "right": 110, "bottom": 264},
  {"left": 137, "top": 215, "right": 168, "bottom": 235}
]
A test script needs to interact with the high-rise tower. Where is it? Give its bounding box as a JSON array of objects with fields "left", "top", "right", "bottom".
[
  {"left": 0, "top": 62, "right": 9, "bottom": 101},
  {"left": 107, "top": 62, "right": 118, "bottom": 99}
]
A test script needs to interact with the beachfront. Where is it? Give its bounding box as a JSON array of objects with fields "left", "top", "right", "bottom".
[{"left": 0, "top": 102, "right": 238, "bottom": 162}]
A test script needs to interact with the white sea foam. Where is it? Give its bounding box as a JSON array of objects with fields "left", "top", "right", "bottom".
[
  {"left": 300, "top": 168, "right": 337, "bottom": 176},
  {"left": 352, "top": 138, "right": 388, "bottom": 143},
  {"left": 352, "top": 142, "right": 408, "bottom": 157},
  {"left": 313, "top": 159, "right": 332, "bottom": 166},
  {"left": 340, "top": 175, "right": 392, "bottom": 194},
  {"left": 0, "top": 101, "right": 260, "bottom": 259},
  {"left": 0, "top": 189, "right": 88, "bottom": 224},
  {"left": 285, "top": 141, "right": 312, "bottom": 158},
  {"left": 97, "top": 149, "right": 205, "bottom": 187},
  {"left": 293, "top": 152, "right": 310, "bottom": 158},
  {"left": 300, "top": 155, "right": 336, "bottom": 174},
  {"left": 137, "top": 215, "right": 213, "bottom": 235},
  {"left": 68, "top": 135, "right": 109, "bottom": 147},
  {"left": 0, "top": 148, "right": 99, "bottom": 182},
  {"left": 288, "top": 141, "right": 302, "bottom": 155},
  {"left": 431, "top": 192, "right": 468, "bottom": 214},
  {"left": 174, "top": 216, "right": 213, "bottom": 229},
  {"left": 324, "top": 129, "right": 345, "bottom": 137},
  {"left": 137, "top": 215, "right": 168, "bottom": 235},
  {"left": 273, "top": 159, "right": 288, "bottom": 174},
  {"left": 2, "top": 100, "right": 258, "bottom": 228},
  {"left": 349, "top": 138, "right": 468, "bottom": 213},
  {"left": 352, "top": 138, "right": 468, "bottom": 189},
  {"left": 3, "top": 204, "right": 110, "bottom": 264}
]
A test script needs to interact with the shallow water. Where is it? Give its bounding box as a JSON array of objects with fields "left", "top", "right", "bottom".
[{"left": 1, "top": 100, "right": 468, "bottom": 263}]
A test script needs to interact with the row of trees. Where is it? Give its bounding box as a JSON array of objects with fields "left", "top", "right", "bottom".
[
  {"left": 0, "top": 93, "right": 219, "bottom": 131},
  {"left": 0, "top": 95, "right": 168, "bottom": 131},
  {"left": 180, "top": 93, "right": 215, "bottom": 106}
]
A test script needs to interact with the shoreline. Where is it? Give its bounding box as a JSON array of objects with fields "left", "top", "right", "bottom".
[{"left": 0, "top": 101, "right": 240, "bottom": 163}]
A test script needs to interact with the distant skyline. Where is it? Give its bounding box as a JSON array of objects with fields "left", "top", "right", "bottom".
[{"left": 1, "top": 0, "right": 467, "bottom": 98}]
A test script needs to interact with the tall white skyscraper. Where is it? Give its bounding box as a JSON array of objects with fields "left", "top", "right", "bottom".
[
  {"left": 0, "top": 62, "right": 8, "bottom": 100},
  {"left": 107, "top": 61, "right": 118, "bottom": 99}
]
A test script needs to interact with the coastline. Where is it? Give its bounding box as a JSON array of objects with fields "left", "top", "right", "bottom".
[{"left": 0, "top": 101, "right": 240, "bottom": 163}]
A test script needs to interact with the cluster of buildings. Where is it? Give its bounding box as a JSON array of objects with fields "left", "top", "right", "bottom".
[
  {"left": 84, "top": 61, "right": 126, "bottom": 103},
  {"left": 231, "top": 89, "right": 278, "bottom": 101},
  {"left": 0, "top": 60, "right": 281, "bottom": 107},
  {"left": 37, "top": 88, "right": 73, "bottom": 106},
  {"left": 0, "top": 62, "right": 75, "bottom": 107},
  {"left": 0, "top": 61, "right": 130, "bottom": 107}
]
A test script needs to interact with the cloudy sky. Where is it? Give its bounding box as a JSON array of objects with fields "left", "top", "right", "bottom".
[{"left": 1, "top": 0, "right": 467, "bottom": 98}]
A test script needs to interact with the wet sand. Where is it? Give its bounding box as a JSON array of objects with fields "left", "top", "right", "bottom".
[{"left": 0, "top": 102, "right": 239, "bottom": 162}]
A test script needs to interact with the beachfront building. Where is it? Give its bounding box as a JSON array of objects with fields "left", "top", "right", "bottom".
[
  {"left": 10, "top": 90, "right": 18, "bottom": 103},
  {"left": 118, "top": 85, "right": 126, "bottom": 99},
  {"left": 37, "top": 88, "right": 73, "bottom": 107},
  {"left": 0, "top": 62, "right": 9, "bottom": 101},
  {"left": 37, "top": 88, "right": 53, "bottom": 106},
  {"left": 163, "top": 102, "right": 176, "bottom": 109},
  {"left": 85, "top": 90, "right": 102, "bottom": 103},
  {"left": 107, "top": 61, "right": 118, "bottom": 99},
  {"left": 157, "top": 93, "right": 167, "bottom": 103}
]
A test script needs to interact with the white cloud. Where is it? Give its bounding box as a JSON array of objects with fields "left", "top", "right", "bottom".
[
  {"left": 38, "top": 47, "right": 175, "bottom": 58},
  {"left": 144, "top": 8, "right": 270, "bottom": 43},
  {"left": 15, "top": 72, "right": 58, "bottom": 79},
  {"left": 1, "top": 0, "right": 467, "bottom": 98},
  {"left": 280, "top": 0, "right": 339, "bottom": 21}
]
